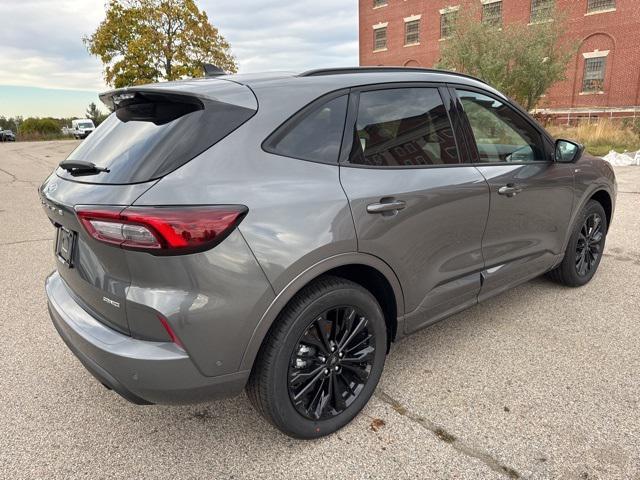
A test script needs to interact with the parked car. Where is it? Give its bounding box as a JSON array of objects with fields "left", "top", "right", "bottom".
[
  {"left": 70, "top": 119, "right": 95, "bottom": 139},
  {"left": 40, "top": 67, "right": 616, "bottom": 439},
  {"left": 1, "top": 129, "right": 15, "bottom": 141}
]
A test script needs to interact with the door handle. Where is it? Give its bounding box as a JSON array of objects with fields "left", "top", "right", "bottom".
[
  {"left": 497, "top": 184, "right": 523, "bottom": 197},
  {"left": 366, "top": 199, "right": 407, "bottom": 214}
]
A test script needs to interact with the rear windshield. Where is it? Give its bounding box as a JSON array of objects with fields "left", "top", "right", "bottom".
[{"left": 59, "top": 83, "right": 257, "bottom": 184}]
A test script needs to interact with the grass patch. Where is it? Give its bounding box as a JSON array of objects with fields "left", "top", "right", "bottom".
[
  {"left": 16, "top": 133, "right": 74, "bottom": 142},
  {"left": 547, "top": 119, "right": 640, "bottom": 157}
]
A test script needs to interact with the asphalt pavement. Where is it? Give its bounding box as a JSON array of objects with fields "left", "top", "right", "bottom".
[{"left": 1, "top": 141, "right": 639, "bottom": 479}]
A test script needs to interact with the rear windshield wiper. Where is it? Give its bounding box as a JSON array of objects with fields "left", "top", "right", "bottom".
[{"left": 59, "top": 160, "right": 110, "bottom": 176}]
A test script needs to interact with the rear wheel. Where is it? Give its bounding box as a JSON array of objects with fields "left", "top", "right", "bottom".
[
  {"left": 548, "top": 200, "right": 607, "bottom": 287},
  {"left": 246, "top": 276, "right": 387, "bottom": 438}
]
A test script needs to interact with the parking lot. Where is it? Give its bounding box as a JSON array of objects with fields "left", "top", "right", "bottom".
[{"left": 1, "top": 140, "right": 639, "bottom": 479}]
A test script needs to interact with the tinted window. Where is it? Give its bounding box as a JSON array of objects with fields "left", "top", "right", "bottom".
[
  {"left": 266, "top": 95, "right": 348, "bottom": 164},
  {"left": 348, "top": 88, "right": 459, "bottom": 167},
  {"left": 60, "top": 86, "right": 257, "bottom": 184},
  {"left": 457, "top": 90, "right": 545, "bottom": 163}
]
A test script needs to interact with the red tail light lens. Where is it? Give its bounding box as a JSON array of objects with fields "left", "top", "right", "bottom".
[{"left": 76, "top": 205, "right": 248, "bottom": 255}]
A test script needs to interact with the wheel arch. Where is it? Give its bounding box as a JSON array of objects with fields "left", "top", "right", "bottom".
[
  {"left": 590, "top": 189, "right": 613, "bottom": 230},
  {"left": 239, "top": 253, "right": 405, "bottom": 372},
  {"left": 562, "top": 186, "right": 614, "bottom": 252}
]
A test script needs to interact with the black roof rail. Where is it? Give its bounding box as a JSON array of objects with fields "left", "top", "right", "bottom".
[{"left": 298, "top": 66, "right": 490, "bottom": 86}]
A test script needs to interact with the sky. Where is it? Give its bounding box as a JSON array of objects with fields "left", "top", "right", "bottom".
[{"left": 0, "top": 0, "right": 359, "bottom": 118}]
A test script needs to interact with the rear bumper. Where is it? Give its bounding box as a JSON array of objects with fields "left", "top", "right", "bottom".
[{"left": 45, "top": 271, "right": 249, "bottom": 405}]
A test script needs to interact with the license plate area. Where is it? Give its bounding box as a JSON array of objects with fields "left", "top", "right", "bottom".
[{"left": 56, "top": 227, "right": 75, "bottom": 267}]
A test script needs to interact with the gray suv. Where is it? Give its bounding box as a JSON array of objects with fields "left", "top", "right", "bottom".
[{"left": 40, "top": 68, "right": 616, "bottom": 438}]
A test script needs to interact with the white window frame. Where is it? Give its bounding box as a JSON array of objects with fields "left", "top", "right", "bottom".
[
  {"left": 373, "top": 23, "right": 388, "bottom": 52},
  {"left": 481, "top": 0, "right": 502, "bottom": 26},
  {"left": 403, "top": 15, "right": 421, "bottom": 46},
  {"left": 439, "top": 6, "right": 460, "bottom": 39},
  {"left": 580, "top": 51, "right": 609, "bottom": 94},
  {"left": 585, "top": 0, "right": 616, "bottom": 15},
  {"left": 530, "top": 0, "right": 555, "bottom": 24}
]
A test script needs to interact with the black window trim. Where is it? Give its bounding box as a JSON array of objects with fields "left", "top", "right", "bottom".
[
  {"left": 448, "top": 83, "right": 556, "bottom": 166},
  {"left": 338, "top": 81, "right": 469, "bottom": 170},
  {"left": 261, "top": 88, "right": 351, "bottom": 165}
]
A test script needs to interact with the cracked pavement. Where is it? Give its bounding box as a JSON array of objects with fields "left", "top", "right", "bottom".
[{"left": 1, "top": 141, "right": 639, "bottom": 479}]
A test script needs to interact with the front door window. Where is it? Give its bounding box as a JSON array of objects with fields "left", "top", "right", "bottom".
[{"left": 456, "top": 90, "right": 546, "bottom": 163}]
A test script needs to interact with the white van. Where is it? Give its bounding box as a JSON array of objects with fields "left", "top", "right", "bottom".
[{"left": 71, "top": 119, "right": 96, "bottom": 139}]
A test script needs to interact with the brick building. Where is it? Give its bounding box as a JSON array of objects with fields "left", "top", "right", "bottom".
[{"left": 359, "top": 0, "right": 640, "bottom": 121}]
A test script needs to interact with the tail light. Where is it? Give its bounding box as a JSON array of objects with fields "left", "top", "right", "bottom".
[{"left": 76, "top": 205, "right": 248, "bottom": 255}]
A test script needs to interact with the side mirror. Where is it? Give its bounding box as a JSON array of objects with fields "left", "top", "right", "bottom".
[{"left": 555, "top": 139, "right": 584, "bottom": 163}]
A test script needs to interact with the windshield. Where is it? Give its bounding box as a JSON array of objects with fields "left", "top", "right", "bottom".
[{"left": 78, "top": 122, "right": 93, "bottom": 129}]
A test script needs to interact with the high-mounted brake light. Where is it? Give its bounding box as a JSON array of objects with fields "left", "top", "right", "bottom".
[{"left": 76, "top": 205, "right": 248, "bottom": 255}]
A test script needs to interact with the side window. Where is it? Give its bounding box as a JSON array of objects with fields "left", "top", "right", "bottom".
[
  {"left": 265, "top": 95, "right": 348, "bottom": 163},
  {"left": 348, "top": 88, "right": 459, "bottom": 167},
  {"left": 457, "top": 90, "right": 545, "bottom": 163}
]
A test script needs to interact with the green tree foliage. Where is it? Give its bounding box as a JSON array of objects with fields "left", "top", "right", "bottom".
[
  {"left": 0, "top": 116, "right": 18, "bottom": 132},
  {"left": 85, "top": 0, "right": 237, "bottom": 88},
  {"left": 19, "top": 118, "right": 61, "bottom": 136},
  {"left": 86, "top": 102, "right": 108, "bottom": 125},
  {"left": 437, "top": 8, "right": 575, "bottom": 111}
]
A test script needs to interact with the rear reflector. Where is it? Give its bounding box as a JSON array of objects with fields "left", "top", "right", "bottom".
[
  {"left": 157, "top": 314, "right": 184, "bottom": 350},
  {"left": 76, "top": 205, "right": 248, "bottom": 255}
]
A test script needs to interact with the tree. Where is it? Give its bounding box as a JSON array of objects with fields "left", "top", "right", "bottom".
[
  {"left": 0, "top": 116, "right": 18, "bottom": 132},
  {"left": 86, "top": 102, "right": 108, "bottom": 125},
  {"left": 19, "top": 118, "right": 60, "bottom": 136},
  {"left": 85, "top": 0, "right": 237, "bottom": 88},
  {"left": 436, "top": 9, "right": 575, "bottom": 111}
]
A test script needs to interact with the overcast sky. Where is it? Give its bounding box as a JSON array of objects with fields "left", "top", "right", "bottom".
[{"left": 0, "top": 0, "right": 359, "bottom": 117}]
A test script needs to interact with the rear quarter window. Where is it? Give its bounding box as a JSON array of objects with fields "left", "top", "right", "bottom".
[{"left": 263, "top": 94, "right": 348, "bottom": 164}]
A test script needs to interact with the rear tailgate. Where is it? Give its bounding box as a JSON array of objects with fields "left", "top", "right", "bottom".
[
  {"left": 41, "top": 79, "right": 258, "bottom": 336},
  {"left": 40, "top": 175, "right": 156, "bottom": 334}
]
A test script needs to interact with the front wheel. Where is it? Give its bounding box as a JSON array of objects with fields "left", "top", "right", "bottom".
[
  {"left": 246, "top": 276, "right": 387, "bottom": 439},
  {"left": 548, "top": 200, "right": 607, "bottom": 287}
]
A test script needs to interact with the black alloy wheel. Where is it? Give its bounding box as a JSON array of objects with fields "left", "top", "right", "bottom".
[
  {"left": 288, "top": 306, "right": 375, "bottom": 420},
  {"left": 246, "top": 275, "right": 387, "bottom": 439},
  {"left": 575, "top": 213, "right": 604, "bottom": 277},
  {"left": 547, "top": 199, "right": 608, "bottom": 287}
]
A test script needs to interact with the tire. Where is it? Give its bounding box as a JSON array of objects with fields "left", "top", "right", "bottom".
[
  {"left": 547, "top": 200, "right": 607, "bottom": 287},
  {"left": 246, "top": 275, "right": 387, "bottom": 439}
]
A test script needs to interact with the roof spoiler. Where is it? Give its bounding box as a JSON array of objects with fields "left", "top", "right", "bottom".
[
  {"left": 98, "top": 89, "right": 206, "bottom": 125},
  {"left": 203, "top": 63, "right": 226, "bottom": 77},
  {"left": 99, "top": 88, "right": 205, "bottom": 111}
]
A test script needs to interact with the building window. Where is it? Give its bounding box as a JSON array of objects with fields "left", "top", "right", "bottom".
[
  {"left": 482, "top": 1, "right": 502, "bottom": 27},
  {"left": 530, "top": 0, "right": 554, "bottom": 23},
  {"left": 405, "top": 19, "right": 420, "bottom": 45},
  {"left": 440, "top": 9, "right": 458, "bottom": 38},
  {"left": 582, "top": 57, "right": 606, "bottom": 92},
  {"left": 373, "top": 0, "right": 387, "bottom": 8},
  {"left": 587, "top": 0, "right": 615, "bottom": 13},
  {"left": 373, "top": 26, "right": 387, "bottom": 51}
]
